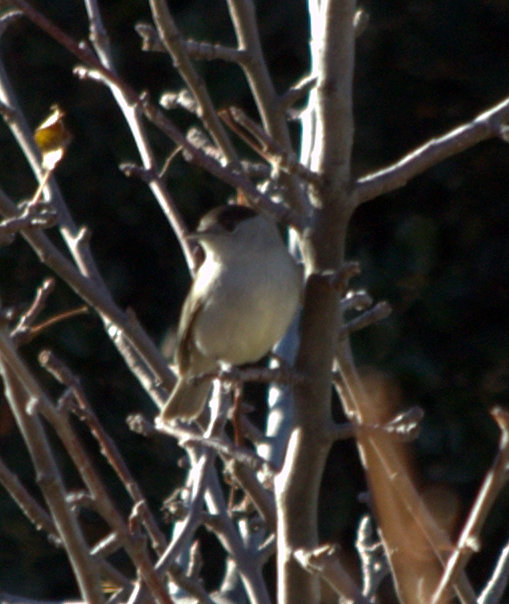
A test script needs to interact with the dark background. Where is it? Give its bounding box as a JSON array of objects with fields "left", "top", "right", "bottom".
[{"left": 0, "top": 0, "right": 508, "bottom": 599}]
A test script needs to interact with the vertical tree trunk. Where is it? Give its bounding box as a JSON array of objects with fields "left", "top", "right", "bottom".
[{"left": 275, "top": 1, "right": 356, "bottom": 602}]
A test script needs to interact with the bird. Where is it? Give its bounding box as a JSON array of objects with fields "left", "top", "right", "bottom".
[{"left": 161, "top": 204, "right": 301, "bottom": 422}]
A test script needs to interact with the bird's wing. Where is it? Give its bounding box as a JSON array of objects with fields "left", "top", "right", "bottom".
[{"left": 175, "top": 285, "right": 205, "bottom": 374}]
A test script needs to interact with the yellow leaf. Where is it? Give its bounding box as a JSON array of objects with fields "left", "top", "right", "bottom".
[{"left": 34, "top": 104, "right": 71, "bottom": 170}]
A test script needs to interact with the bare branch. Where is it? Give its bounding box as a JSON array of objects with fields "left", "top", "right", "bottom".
[
  {"left": 204, "top": 470, "right": 272, "bottom": 604},
  {"left": 127, "top": 388, "right": 268, "bottom": 603},
  {"left": 12, "top": 293, "right": 88, "bottom": 346},
  {"left": 226, "top": 0, "right": 309, "bottom": 213},
  {"left": 165, "top": 561, "right": 216, "bottom": 604},
  {"left": 148, "top": 405, "right": 277, "bottom": 529},
  {"left": 141, "top": 95, "right": 306, "bottom": 228},
  {"left": 81, "top": 0, "right": 195, "bottom": 271},
  {"left": 0, "top": 453, "right": 61, "bottom": 544},
  {"left": 0, "top": 98, "right": 16, "bottom": 121},
  {"left": 432, "top": 408, "right": 509, "bottom": 604},
  {"left": 39, "top": 349, "right": 168, "bottom": 556},
  {"left": 10, "top": 278, "right": 55, "bottom": 337},
  {"left": 0, "top": 51, "right": 99, "bottom": 279},
  {"left": 156, "top": 390, "right": 272, "bottom": 604},
  {"left": 335, "top": 348, "right": 478, "bottom": 602},
  {"left": 10, "top": 0, "right": 306, "bottom": 229},
  {"left": 0, "top": 187, "right": 175, "bottom": 405},
  {"left": 327, "top": 406, "right": 424, "bottom": 444},
  {"left": 156, "top": 418, "right": 276, "bottom": 476},
  {"left": 148, "top": 390, "right": 228, "bottom": 585},
  {"left": 0, "top": 330, "right": 105, "bottom": 602},
  {"left": 229, "top": 460, "right": 276, "bottom": 531},
  {"left": 188, "top": 364, "right": 300, "bottom": 388},
  {"left": 0, "top": 198, "right": 57, "bottom": 244},
  {"left": 294, "top": 543, "right": 371, "bottom": 603},
  {"left": 4, "top": 3, "right": 506, "bottom": 603},
  {"left": 338, "top": 300, "right": 392, "bottom": 340},
  {"left": 355, "top": 96, "right": 509, "bottom": 205},
  {"left": 185, "top": 39, "right": 248, "bottom": 64},
  {"left": 0, "top": 27, "right": 182, "bottom": 418},
  {"left": 280, "top": 74, "right": 317, "bottom": 113},
  {"left": 136, "top": 22, "right": 247, "bottom": 63},
  {"left": 355, "top": 515, "right": 389, "bottom": 599},
  {"left": 0, "top": 454, "right": 133, "bottom": 594},
  {"left": 219, "top": 106, "right": 320, "bottom": 184},
  {"left": 478, "top": 538, "right": 509, "bottom": 604},
  {"left": 148, "top": 0, "right": 239, "bottom": 164},
  {"left": 29, "top": 379, "right": 173, "bottom": 603}
]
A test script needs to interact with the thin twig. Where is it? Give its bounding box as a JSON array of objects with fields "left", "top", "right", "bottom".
[
  {"left": 327, "top": 406, "right": 424, "bottom": 443},
  {"left": 219, "top": 106, "right": 321, "bottom": 183},
  {"left": 156, "top": 418, "right": 276, "bottom": 476},
  {"left": 229, "top": 460, "right": 276, "bottom": 530},
  {"left": 185, "top": 39, "right": 248, "bottom": 63},
  {"left": 0, "top": 50, "right": 100, "bottom": 279},
  {"left": 338, "top": 300, "right": 392, "bottom": 340},
  {"left": 431, "top": 408, "right": 509, "bottom": 604},
  {"left": 280, "top": 74, "right": 317, "bottom": 113},
  {"left": 188, "top": 364, "right": 300, "bottom": 388},
  {"left": 15, "top": 306, "right": 89, "bottom": 345},
  {"left": 166, "top": 561, "right": 216, "bottom": 604},
  {"left": 10, "top": 278, "right": 55, "bottom": 337},
  {"left": 478, "top": 538, "right": 509, "bottom": 604},
  {"left": 0, "top": 197, "right": 57, "bottom": 241},
  {"left": 136, "top": 22, "right": 248, "bottom": 63},
  {"left": 0, "top": 41, "right": 178, "bottom": 414}
]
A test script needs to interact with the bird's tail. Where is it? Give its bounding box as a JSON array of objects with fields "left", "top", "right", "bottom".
[{"left": 160, "top": 378, "right": 211, "bottom": 422}]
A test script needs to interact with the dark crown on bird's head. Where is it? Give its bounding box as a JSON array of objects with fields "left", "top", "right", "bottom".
[{"left": 197, "top": 205, "right": 258, "bottom": 233}]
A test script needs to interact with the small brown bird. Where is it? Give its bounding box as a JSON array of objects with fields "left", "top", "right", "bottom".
[{"left": 161, "top": 205, "right": 301, "bottom": 421}]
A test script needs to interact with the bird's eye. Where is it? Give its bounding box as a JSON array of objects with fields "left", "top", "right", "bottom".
[{"left": 222, "top": 217, "right": 240, "bottom": 232}]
